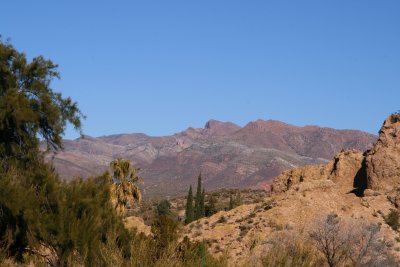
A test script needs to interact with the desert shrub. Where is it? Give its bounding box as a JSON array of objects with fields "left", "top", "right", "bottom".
[
  {"left": 239, "top": 225, "right": 250, "bottom": 237},
  {"left": 263, "top": 199, "right": 277, "bottom": 211},
  {"left": 262, "top": 238, "right": 322, "bottom": 267},
  {"left": 248, "top": 212, "right": 256, "bottom": 219},
  {"left": 310, "top": 213, "right": 398, "bottom": 267},
  {"left": 385, "top": 209, "right": 400, "bottom": 231},
  {"left": 218, "top": 216, "right": 227, "bottom": 223},
  {"left": 268, "top": 220, "right": 283, "bottom": 231},
  {"left": 390, "top": 111, "right": 400, "bottom": 123},
  {"left": 152, "top": 216, "right": 179, "bottom": 255},
  {"left": 128, "top": 226, "right": 227, "bottom": 267},
  {"left": 55, "top": 175, "right": 132, "bottom": 266}
]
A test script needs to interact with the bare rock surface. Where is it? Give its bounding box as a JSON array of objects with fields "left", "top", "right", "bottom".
[
  {"left": 366, "top": 114, "right": 400, "bottom": 191},
  {"left": 271, "top": 149, "right": 364, "bottom": 194}
]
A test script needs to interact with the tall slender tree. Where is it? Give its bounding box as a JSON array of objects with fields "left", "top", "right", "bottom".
[
  {"left": 194, "top": 173, "right": 203, "bottom": 219},
  {"left": 185, "top": 186, "right": 194, "bottom": 224},
  {"left": 201, "top": 188, "right": 206, "bottom": 218}
]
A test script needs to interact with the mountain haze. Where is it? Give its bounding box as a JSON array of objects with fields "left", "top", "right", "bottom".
[{"left": 48, "top": 119, "right": 376, "bottom": 196}]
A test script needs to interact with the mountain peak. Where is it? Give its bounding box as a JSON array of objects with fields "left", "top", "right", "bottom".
[
  {"left": 203, "top": 119, "right": 241, "bottom": 135},
  {"left": 242, "top": 119, "right": 292, "bottom": 133},
  {"left": 204, "top": 119, "right": 223, "bottom": 129}
]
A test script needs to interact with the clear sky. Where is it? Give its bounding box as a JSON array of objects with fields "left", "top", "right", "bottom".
[{"left": 1, "top": 1, "right": 399, "bottom": 139}]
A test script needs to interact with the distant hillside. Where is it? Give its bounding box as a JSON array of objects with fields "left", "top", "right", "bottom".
[{"left": 47, "top": 119, "right": 376, "bottom": 196}]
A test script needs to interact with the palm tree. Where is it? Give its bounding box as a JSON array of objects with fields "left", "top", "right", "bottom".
[{"left": 109, "top": 159, "right": 143, "bottom": 215}]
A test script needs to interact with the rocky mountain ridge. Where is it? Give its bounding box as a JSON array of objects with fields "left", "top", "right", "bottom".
[{"left": 48, "top": 119, "right": 376, "bottom": 196}]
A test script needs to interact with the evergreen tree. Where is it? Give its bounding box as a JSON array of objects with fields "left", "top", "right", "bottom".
[
  {"left": 185, "top": 186, "right": 194, "bottom": 224},
  {"left": 228, "top": 195, "right": 234, "bottom": 210},
  {"left": 156, "top": 199, "right": 172, "bottom": 218},
  {"left": 194, "top": 173, "right": 203, "bottom": 219},
  {"left": 201, "top": 188, "right": 206, "bottom": 218},
  {"left": 205, "top": 195, "right": 217, "bottom": 217},
  {"left": 0, "top": 38, "right": 83, "bottom": 170}
]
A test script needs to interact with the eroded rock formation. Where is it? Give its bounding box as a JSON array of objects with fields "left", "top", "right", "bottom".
[
  {"left": 366, "top": 114, "right": 400, "bottom": 191},
  {"left": 272, "top": 149, "right": 364, "bottom": 194},
  {"left": 272, "top": 114, "right": 400, "bottom": 195}
]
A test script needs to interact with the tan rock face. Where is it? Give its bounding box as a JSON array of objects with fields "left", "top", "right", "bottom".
[
  {"left": 328, "top": 150, "right": 365, "bottom": 190},
  {"left": 271, "top": 149, "right": 364, "bottom": 194},
  {"left": 273, "top": 114, "right": 400, "bottom": 195},
  {"left": 366, "top": 114, "right": 400, "bottom": 191}
]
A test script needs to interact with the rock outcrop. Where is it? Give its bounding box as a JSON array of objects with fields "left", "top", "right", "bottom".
[
  {"left": 272, "top": 149, "right": 364, "bottom": 194},
  {"left": 366, "top": 114, "right": 400, "bottom": 191},
  {"left": 272, "top": 114, "right": 400, "bottom": 195}
]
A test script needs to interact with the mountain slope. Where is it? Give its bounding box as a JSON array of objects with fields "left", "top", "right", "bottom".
[{"left": 47, "top": 119, "right": 376, "bottom": 196}]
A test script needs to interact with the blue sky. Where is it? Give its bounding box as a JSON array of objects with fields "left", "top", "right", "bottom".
[{"left": 1, "top": 1, "right": 399, "bottom": 139}]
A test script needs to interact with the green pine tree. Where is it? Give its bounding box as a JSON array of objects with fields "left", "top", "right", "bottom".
[
  {"left": 201, "top": 188, "right": 206, "bottom": 218},
  {"left": 185, "top": 186, "right": 194, "bottom": 224},
  {"left": 194, "top": 173, "right": 202, "bottom": 220}
]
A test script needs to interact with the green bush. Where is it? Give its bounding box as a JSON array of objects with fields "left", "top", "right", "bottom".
[{"left": 156, "top": 199, "right": 172, "bottom": 217}]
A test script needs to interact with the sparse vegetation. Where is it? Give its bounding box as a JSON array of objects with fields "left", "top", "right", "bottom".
[
  {"left": 385, "top": 209, "right": 400, "bottom": 231},
  {"left": 310, "top": 213, "right": 395, "bottom": 267},
  {"left": 228, "top": 193, "right": 243, "bottom": 210},
  {"left": 218, "top": 216, "right": 227, "bottom": 223},
  {"left": 390, "top": 111, "right": 400, "bottom": 123},
  {"left": 261, "top": 237, "right": 323, "bottom": 267}
]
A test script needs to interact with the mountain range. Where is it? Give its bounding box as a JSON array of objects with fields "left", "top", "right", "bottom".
[{"left": 47, "top": 119, "right": 377, "bottom": 196}]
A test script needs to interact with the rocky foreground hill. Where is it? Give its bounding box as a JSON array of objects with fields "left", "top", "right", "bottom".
[
  {"left": 49, "top": 119, "right": 376, "bottom": 196},
  {"left": 182, "top": 114, "right": 400, "bottom": 265}
]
